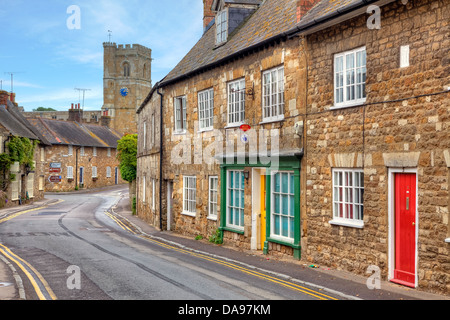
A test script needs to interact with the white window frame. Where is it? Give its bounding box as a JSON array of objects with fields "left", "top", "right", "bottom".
[
  {"left": 142, "top": 176, "right": 147, "bottom": 204},
  {"left": 106, "top": 166, "right": 112, "bottom": 178},
  {"left": 174, "top": 96, "right": 187, "bottom": 134},
  {"left": 107, "top": 148, "right": 111, "bottom": 157},
  {"left": 93, "top": 147, "right": 97, "bottom": 157},
  {"left": 215, "top": 9, "right": 228, "bottom": 45},
  {"left": 68, "top": 145, "right": 73, "bottom": 156},
  {"left": 208, "top": 176, "right": 219, "bottom": 220},
  {"left": 330, "top": 168, "right": 364, "bottom": 228},
  {"left": 67, "top": 166, "right": 74, "bottom": 179},
  {"left": 227, "top": 79, "right": 246, "bottom": 126},
  {"left": 262, "top": 66, "right": 285, "bottom": 122},
  {"left": 143, "top": 121, "right": 147, "bottom": 150},
  {"left": 92, "top": 166, "right": 98, "bottom": 178},
  {"left": 152, "top": 178, "right": 156, "bottom": 211},
  {"left": 183, "top": 176, "right": 197, "bottom": 216},
  {"left": 198, "top": 88, "right": 214, "bottom": 131},
  {"left": 151, "top": 113, "right": 155, "bottom": 146},
  {"left": 271, "top": 171, "right": 295, "bottom": 243},
  {"left": 10, "top": 162, "right": 20, "bottom": 200},
  {"left": 333, "top": 47, "right": 367, "bottom": 108},
  {"left": 39, "top": 176, "right": 45, "bottom": 191},
  {"left": 80, "top": 146, "right": 85, "bottom": 157},
  {"left": 27, "top": 172, "right": 35, "bottom": 199},
  {"left": 226, "top": 170, "right": 245, "bottom": 230}
]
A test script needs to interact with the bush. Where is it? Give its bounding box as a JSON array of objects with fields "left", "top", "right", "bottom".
[
  {"left": 209, "top": 229, "right": 223, "bottom": 245},
  {"left": 132, "top": 196, "right": 136, "bottom": 215}
]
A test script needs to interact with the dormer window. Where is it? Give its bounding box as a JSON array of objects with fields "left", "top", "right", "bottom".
[{"left": 215, "top": 9, "right": 228, "bottom": 45}]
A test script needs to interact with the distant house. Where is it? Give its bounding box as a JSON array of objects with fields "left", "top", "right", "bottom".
[
  {"left": 0, "top": 90, "right": 50, "bottom": 207},
  {"left": 27, "top": 105, "right": 125, "bottom": 192}
]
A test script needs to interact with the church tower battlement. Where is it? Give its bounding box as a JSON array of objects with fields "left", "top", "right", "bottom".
[{"left": 102, "top": 42, "right": 152, "bottom": 135}]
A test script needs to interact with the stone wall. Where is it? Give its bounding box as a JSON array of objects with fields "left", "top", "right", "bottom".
[
  {"left": 304, "top": 0, "right": 449, "bottom": 294},
  {"left": 138, "top": 35, "right": 308, "bottom": 252},
  {"left": 44, "top": 145, "right": 124, "bottom": 192}
]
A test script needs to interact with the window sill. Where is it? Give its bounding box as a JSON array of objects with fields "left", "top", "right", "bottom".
[
  {"left": 268, "top": 235, "right": 295, "bottom": 245},
  {"left": 225, "top": 123, "right": 244, "bottom": 129},
  {"left": 181, "top": 211, "right": 196, "bottom": 217},
  {"left": 332, "top": 99, "right": 366, "bottom": 110},
  {"left": 223, "top": 225, "right": 244, "bottom": 234},
  {"left": 445, "top": 238, "right": 450, "bottom": 243},
  {"left": 259, "top": 117, "right": 285, "bottom": 125},
  {"left": 173, "top": 130, "right": 187, "bottom": 136},
  {"left": 329, "top": 219, "right": 364, "bottom": 229},
  {"left": 198, "top": 128, "right": 214, "bottom": 133},
  {"left": 207, "top": 215, "right": 218, "bottom": 221}
]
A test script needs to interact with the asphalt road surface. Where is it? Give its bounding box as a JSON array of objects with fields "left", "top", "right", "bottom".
[{"left": 0, "top": 187, "right": 344, "bottom": 302}]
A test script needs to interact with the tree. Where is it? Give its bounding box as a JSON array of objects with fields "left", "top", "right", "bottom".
[
  {"left": 116, "top": 134, "right": 137, "bottom": 183},
  {"left": 33, "top": 107, "right": 57, "bottom": 112}
]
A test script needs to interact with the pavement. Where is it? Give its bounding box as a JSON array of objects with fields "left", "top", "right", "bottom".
[{"left": 1, "top": 186, "right": 448, "bottom": 301}]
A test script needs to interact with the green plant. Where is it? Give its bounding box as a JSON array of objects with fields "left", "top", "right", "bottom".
[
  {"left": 8, "top": 136, "right": 38, "bottom": 170},
  {"left": 132, "top": 196, "right": 136, "bottom": 215},
  {"left": 209, "top": 229, "right": 223, "bottom": 245},
  {"left": 195, "top": 234, "right": 203, "bottom": 241},
  {"left": 117, "top": 134, "right": 137, "bottom": 183}
]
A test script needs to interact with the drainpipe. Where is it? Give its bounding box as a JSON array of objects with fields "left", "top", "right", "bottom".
[{"left": 156, "top": 86, "right": 164, "bottom": 231}]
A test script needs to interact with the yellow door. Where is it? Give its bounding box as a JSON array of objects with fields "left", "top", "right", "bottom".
[{"left": 260, "top": 175, "right": 266, "bottom": 250}]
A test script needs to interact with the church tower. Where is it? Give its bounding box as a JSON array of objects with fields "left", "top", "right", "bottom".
[{"left": 102, "top": 42, "right": 152, "bottom": 135}]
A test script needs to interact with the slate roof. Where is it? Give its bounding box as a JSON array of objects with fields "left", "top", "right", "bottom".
[
  {"left": 161, "top": 0, "right": 298, "bottom": 86},
  {"left": 0, "top": 101, "right": 52, "bottom": 145},
  {"left": 140, "top": 0, "right": 385, "bottom": 108},
  {"left": 27, "top": 117, "right": 122, "bottom": 148}
]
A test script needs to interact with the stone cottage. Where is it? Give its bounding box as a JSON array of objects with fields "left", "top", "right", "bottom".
[
  {"left": 138, "top": 0, "right": 310, "bottom": 259},
  {"left": 137, "top": 0, "right": 449, "bottom": 294},
  {"left": 0, "top": 90, "right": 50, "bottom": 208},
  {"left": 295, "top": 0, "right": 449, "bottom": 294},
  {"left": 27, "top": 104, "right": 125, "bottom": 192}
]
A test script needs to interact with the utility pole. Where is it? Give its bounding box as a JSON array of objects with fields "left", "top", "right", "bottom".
[{"left": 74, "top": 88, "right": 91, "bottom": 109}]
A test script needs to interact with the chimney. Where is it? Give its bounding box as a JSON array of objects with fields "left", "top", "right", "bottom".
[
  {"left": 100, "top": 110, "right": 111, "bottom": 127},
  {"left": 68, "top": 103, "right": 83, "bottom": 122},
  {"left": 203, "top": 0, "right": 215, "bottom": 30},
  {"left": 10, "top": 92, "right": 15, "bottom": 104},
  {"left": 297, "top": 0, "right": 319, "bottom": 23},
  {"left": 0, "top": 90, "right": 9, "bottom": 106}
]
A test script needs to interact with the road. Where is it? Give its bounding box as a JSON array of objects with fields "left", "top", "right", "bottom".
[{"left": 0, "top": 186, "right": 344, "bottom": 302}]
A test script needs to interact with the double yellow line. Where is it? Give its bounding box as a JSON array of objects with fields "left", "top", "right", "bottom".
[
  {"left": 0, "top": 244, "right": 57, "bottom": 300},
  {"left": 105, "top": 211, "right": 338, "bottom": 300},
  {"left": 0, "top": 200, "right": 63, "bottom": 300}
]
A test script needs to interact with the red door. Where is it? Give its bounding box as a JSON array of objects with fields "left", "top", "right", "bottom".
[{"left": 393, "top": 173, "right": 416, "bottom": 287}]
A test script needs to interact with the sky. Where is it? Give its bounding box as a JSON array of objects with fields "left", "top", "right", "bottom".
[{"left": 0, "top": 0, "right": 204, "bottom": 111}]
